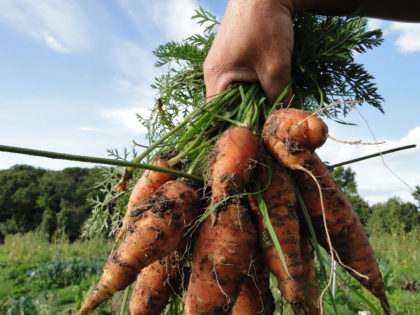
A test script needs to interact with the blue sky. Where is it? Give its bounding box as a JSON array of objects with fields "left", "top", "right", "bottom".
[{"left": 0, "top": 0, "right": 419, "bottom": 204}]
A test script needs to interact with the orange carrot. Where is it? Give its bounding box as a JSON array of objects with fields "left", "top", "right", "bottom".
[
  {"left": 209, "top": 126, "right": 258, "bottom": 205},
  {"left": 78, "top": 180, "right": 201, "bottom": 315},
  {"left": 129, "top": 238, "right": 188, "bottom": 315},
  {"left": 231, "top": 252, "right": 274, "bottom": 315},
  {"left": 111, "top": 156, "right": 176, "bottom": 254},
  {"left": 262, "top": 108, "right": 328, "bottom": 170},
  {"left": 293, "top": 153, "right": 391, "bottom": 314},
  {"left": 249, "top": 158, "right": 305, "bottom": 312},
  {"left": 184, "top": 202, "right": 257, "bottom": 315}
]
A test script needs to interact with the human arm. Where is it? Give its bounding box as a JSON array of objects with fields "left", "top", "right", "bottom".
[{"left": 204, "top": 0, "right": 420, "bottom": 104}]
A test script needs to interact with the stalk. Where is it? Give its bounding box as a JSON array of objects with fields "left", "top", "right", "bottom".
[
  {"left": 327, "top": 144, "right": 416, "bottom": 169},
  {"left": 120, "top": 285, "right": 131, "bottom": 315},
  {"left": 0, "top": 144, "right": 203, "bottom": 182}
]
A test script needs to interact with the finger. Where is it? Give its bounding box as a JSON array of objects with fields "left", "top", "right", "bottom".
[
  {"left": 256, "top": 57, "right": 292, "bottom": 105},
  {"left": 203, "top": 62, "right": 258, "bottom": 102}
]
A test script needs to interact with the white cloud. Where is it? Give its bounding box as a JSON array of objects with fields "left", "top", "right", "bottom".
[
  {"left": 389, "top": 22, "right": 420, "bottom": 53},
  {"left": 317, "top": 125, "right": 420, "bottom": 204},
  {"left": 0, "top": 0, "right": 92, "bottom": 53},
  {"left": 367, "top": 19, "right": 420, "bottom": 53},
  {"left": 119, "top": 0, "right": 202, "bottom": 42},
  {"left": 100, "top": 106, "right": 151, "bottom": 134},
  {"left": 43, "top": 32, "right": 68, "bottom": 53}
]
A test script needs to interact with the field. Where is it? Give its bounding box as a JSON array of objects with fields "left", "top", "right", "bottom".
[{"left": 1, "top": 229, "right": 418, "bottom": 315}]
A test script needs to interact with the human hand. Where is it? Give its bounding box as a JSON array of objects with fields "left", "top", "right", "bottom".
[{"left": 203, "top": 0, "right": 295, "bottom": 104}]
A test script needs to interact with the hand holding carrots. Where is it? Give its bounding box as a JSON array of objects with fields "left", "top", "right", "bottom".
[{"left": 203, "top": 0, "right": 294, "bottom": 104}]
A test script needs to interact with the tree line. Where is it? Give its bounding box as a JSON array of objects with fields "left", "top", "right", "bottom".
[
  {"left": 330, "top": 166, "right": 420, "bottom": 235},
  {"left": 0, "top": 164, "right": 104, "bottom": 242},
  {"left": 0, "top": 164, "right": 418, "bottom": 243}
]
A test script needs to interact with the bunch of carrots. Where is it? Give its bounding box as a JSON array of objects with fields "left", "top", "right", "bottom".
[
  {"left": 76, "top": 10, "right": 391, "bottom": 315},
  {"left": 77, "top": 83, "right": 391, "bottom": 314}
]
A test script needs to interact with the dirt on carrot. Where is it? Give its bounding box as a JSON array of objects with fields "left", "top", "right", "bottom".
[
  {"left": 231, "top": 251, "right": 274, "bottom": 315},
  {"left": 293, "top": 153, "right": 391, "bottom": 314},
  {"left": 184, "top": 202, "right": 257, "bottom": 315},
  {"left": 78, "top": 180, "right": 201, "bottom": 315},
  {"left": 262, "top": 108, "right": 328, "bottom": 170},
  {"left": 129, "top": 237, "right": 189, "bottom": 315},
  {"left": 209, "top": 126, "right": 258, "bottom": 205},
  {"left": 111, "top": 156, "right": 176, "bottom": 255},
  {"left": 249, "top": 158, "right": 306, "bottom": 312}
]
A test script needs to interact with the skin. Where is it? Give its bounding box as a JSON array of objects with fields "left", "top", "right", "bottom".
[{"left": 204, "top": 0, "right": 420, "bottom": 104}]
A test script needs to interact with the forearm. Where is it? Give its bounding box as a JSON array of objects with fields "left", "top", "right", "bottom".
[{"left": 295, "top": 0, "right": 420, "bottom": 22}]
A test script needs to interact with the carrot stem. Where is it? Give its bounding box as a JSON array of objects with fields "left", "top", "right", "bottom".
[
  {"left": 0, "top": 144, "right": 203, "bottom": 182},
  {"left": 120, "top": 285, "right": 131, "bottom": 315},
  {"left": 327, "top": 144, "right": 416, "bottom": 169}
]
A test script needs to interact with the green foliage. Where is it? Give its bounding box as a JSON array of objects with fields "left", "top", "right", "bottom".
[
  {"left": 38, "top": 207, "right": 56, "bottom": 239},
  {"left": 81, "top": 167, "right": 130, "bottom": 238},
  {"left": 141, "top": 10, "right": 384, "bottom": 148},
  {"left": 0, "top": 233, "right": 113, "bottom": 314},
  {"left": 0, "top": 165, "right": 104, "bottom": 239},
  {"left": 292, "top": 14, "right": 384, "bottom": 117},
  {"left": 413, "top": 185, "right": 420, "bottom": 206},
  {"left": 30, "top": 257, "right": 104, "bottom": 289},
  {"left": 367, "top": 197, "right": 419, "bottom": 235}
]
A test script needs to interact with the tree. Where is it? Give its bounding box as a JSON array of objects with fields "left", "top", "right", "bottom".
[
  {"left": 0, "top": 165, "right": 103, "bottom": 240},
  {"left": 0, "top": 165, "right": 46, "bottom": 234},
  {"left": 367, "top": 197, "right": 419, "bottom": 234},
  {"left": 38, "top": 207, "right": 57, "bottom": 240},
  {"left": 413, "top": 186, "right": 420, "bottom": 207}
]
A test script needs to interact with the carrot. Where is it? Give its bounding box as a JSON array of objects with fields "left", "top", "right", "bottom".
[
  {"left": 209, "top": 126, "right": 258, "bottom": 205},
  {"left": 111, "top": 156, "right": 176, "bottom": 254},
  {"left": 262, "top": 108, "right": 328, "bottom": 170},
  {"left": 300, "top": 236, "right": 324, "bottom": 315},
  {"left": 129, "top": 238, "right": 189, "bottom": 315},
  {"left": 293, "top": 153, "right": 391, "bottom": 314},
  {"left": 184, "top": 202, "right": 257, "bottom": 315},
  {"left": 78, "top": 180, "right": 201, "bottom": 315},
  {"left": 231, "top": 252, "right": 274, "bottom": 315},
  {"left": 248, "top": 158, "right": 305, "bottom": 312}
]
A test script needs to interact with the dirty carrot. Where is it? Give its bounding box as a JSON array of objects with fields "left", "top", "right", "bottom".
[
  {"left": 249, "top": 158, "right": 305, "bottom": 312},
  {"left": 184, "top": 202, "right": 257, "bottom": 315},
  {"left": 209, "top": 126, "right": 258, "bottom": 206},
  {"left": 262, "top": 108, "right": 328, "bottom": 170},
  {"left": 129, "top": 238, "right": 189, "bottom": 315},
  {"left": 293, "top": 153, "right": 391, "bottom": 314},
  {"left": 231, "top": 252, "right": 274, "bottom": 315},
  {"left": 78, "top": 180, "right": 201, "bottom": 315},
  {"left": 111, "top": 156, "right": 176, "bottom": 254}
]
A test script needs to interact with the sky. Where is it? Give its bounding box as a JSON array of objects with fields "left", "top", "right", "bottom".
[{"left": 0, "top": 0, "right": 419, "bottom": 205}]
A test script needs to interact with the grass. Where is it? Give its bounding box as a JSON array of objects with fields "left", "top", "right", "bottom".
[
  {"left": 0, "top": 232, "right": 114, "bottom": 314},
  {"left": 0, "top": 229, "right": 418, "bottom": 314}
]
